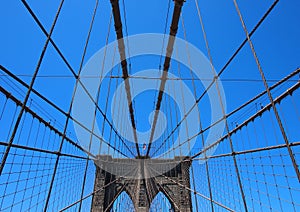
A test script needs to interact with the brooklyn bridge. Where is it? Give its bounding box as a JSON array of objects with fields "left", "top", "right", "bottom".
[{"left": 0, "top": 0, "right": 299, "bottom": 211}]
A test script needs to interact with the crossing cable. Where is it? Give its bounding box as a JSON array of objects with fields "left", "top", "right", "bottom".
[
  {"left": 194, "top": 0, "right": 248, "bottom": 210},
  {"left": 165, "top": 41, "right": 202, "bottom": 210},
  {"left": 0, "top": 87, "right": 77, "bottom": 150},
  {"left": 169, "top": 79, "right": 300, "bottom": 164},
  {"left": 153, "top": 0, "right": 171, "bottom": 111},
  {"left": 147, "top": 1, "right": 183, "bottom": 157},
  {"left": 58, "top": 164, "right": 138, "bottom": 211},
  {"left": 0, "top": 65, "right": 130, "bottom": 158},
  {"left": 59, "top": 177, "right": 121, "bottom": 211},
  {"left": 43, "top": 1, "right": 115, "bottom": 210},
  {"left": 76, "top": 0, "right": 99, "bottom": 210},
  {"left": 155, "top": 67, "right": 300, "bottom": 159},
  {"left": 102, "top": 47, "right": 117, "bottom": 158},
  {"left": 259, "top": 109, "right": 286, "bottom": 211},
  {"left": 110, "top": 0, "right": 141, "bottom": 157},
  {"left": 5, "top": 73, "right": 300, "bottom": 82},
  {"left": 181, "top": 13, "right": 211, "bottom": 211},
  {"left": 180, "top": 14, "right": 198, "bottom": 156},
  {"left": 103, "top": 183, "right": 127, "bottom": 212},
  {"left": 112, "top": 65, "right": 122, "bottom": 158},
  {"left": 146, "top": 0, "right": 185, "bottom": 157},
  {"left": 82, "top": 7, "right": 113, "bottom": 160},
  {"left": 103, "top": 170, "right": 139, "bottom": 212},
  {"left": 156, "top": 182, "right": 180, "bottom": 211},
  {"left": 153, "top": 0, "right": 280, "bottom": 156},
  {"left": 91, "top": 11, "right": 114, "bottom": 156},
  {"left": 0, "top": 0, "right": 65, "bottom": 175},
  {"left": 98, "top": 16, "right": 116, "bottom": 155},
  {"left": 19, "top": 0, "right": 134, "bottom": 158},
  {"left": 78, "top": 36, "right": 117, "bottom": 212},
  {"left": 8, "top": 2, "right": 133, "bottom": 156},
  {"left": 232, "top": 0, "right": 300, "bottom": 182},
  {"left": 167, "top": 75, "right": 177, "bottom": 158},
  {"left": 0, "top": 69, "right": 128, "bottom": 157},
  {"left": 200, "top": 140, "right": 300, "bottom": 161},
  {"left": 149, "top": 166, "right": 235, "bottom": 212},
  {"left": 189, "top": 81, "right": 300, "bottom": 161},
  {"left": 174, "top": 47, "right": 189, "bottom": 156}
]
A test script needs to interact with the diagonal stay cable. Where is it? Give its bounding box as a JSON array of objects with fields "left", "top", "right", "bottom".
[
  {"left": 180, "top": 14, "right": 206, "bottom": 211},
  {"left": 43, "top": 1, "right": 134, "bottom": 209},
  {"left": 43, "top": 0, "right": 100, "bottom": 209},
  {"left": 0, "top": 65, "right": 130, "bottom": 158},
  {"left": 195, "top": 0, "right": 248, "bottom": 209},
  {"left": 0, "top": 85, "right": 90, "bottom": 159},
  {"left": 232, "top": 0, "right": 300, "bottom": 182},
  {"left": 0, "top": 0, "right": 65, "bottom": 175},
  {"left": 18, "top": 0, "right": 135, "bottom": 157},
  {"left": 103, "top": 184, "right": 127, "bottom": 212},
  {"left": 58, "top": 164, "right": 138, "bottom": 211},
  {"left": 110, "top": 0, "right": 140, "bottom": 157},
  {"left": 153, "top": 0, "right": 171, "bottom": 112},
  {"left": 151, "top": 0, "right": 280, "bottom": 157},
  {"left": 0, "top": 141, "right": 87, "bottom": 160},
  {"left": 188, "top": 80, "right": 300, "bottom": 162},
  {"left": 59, "top": 177, "right": 121, "bottom": 212},
  {"left": 145, "top": 0, "right": 185, "bottom": 157},
  {"left": 153, "top": 67, "right": 300, "bottom": 158},
  {"left": 78, "top": 1, "right": 104, "bottom": 209},
  {"left": 159, "top": 78, "right": 300, "bottom": 159},
  {"left": 149, "top": 166, "right": 235, "bottom": 212}
]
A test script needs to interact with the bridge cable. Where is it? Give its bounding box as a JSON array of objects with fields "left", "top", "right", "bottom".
[
  {"left": 43, "top": 1, "right": 121, "bottom": 210},
  {"left": 146, "top": 0, "right": 185, "bottom": 157},
  {"left": 17, "top": 0, "right": 135, "bottom": 158},
  {"left": 110, "top": 0, "right": 141, "bottom": 157},
  {"left": 232, "top": 0, "right": 300, "bottom": 182},
  {"left": 157, "top": 68, "right": 300, "bottom": 158},
  {"left": 152, "top": 0, "right": 280, "bottom": 157},
  {"left": 0, "top": 0, "right": 65, "bottom": 176}
]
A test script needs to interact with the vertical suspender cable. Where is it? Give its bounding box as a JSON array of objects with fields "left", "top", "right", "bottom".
[{"left": 146, "top": 0, "right": 185, "bottom": 157}]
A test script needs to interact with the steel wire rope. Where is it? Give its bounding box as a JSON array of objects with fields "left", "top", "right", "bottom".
[
  {"left": 232, "top": 0, "right": 300, "bottom": 182},
  {"left": 154, "top": 0, "right": 280, "bottom": 157},
  {"left": 182, "top": 13, "right": 207, "bottom": 211},
  {"left": 43, "top": 1, "right": 116, "bottom": 210},
  {"left": 18, "top": 1, "right": 135, "bottom": 158},
  {"left": 153, "top": 0, "right": 172, "bottom": 113},
  {"left": 0, "top": 0, "right": 65, "bottom": 175}
]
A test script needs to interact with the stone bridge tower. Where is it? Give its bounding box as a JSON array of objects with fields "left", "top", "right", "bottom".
[{"left": 91, "top": 156, "right": 192, "bottom": 212}]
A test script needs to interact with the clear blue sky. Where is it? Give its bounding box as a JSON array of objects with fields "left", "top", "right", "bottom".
[{"left": 0, "top": 0, "right": 299, "bottom": 211}]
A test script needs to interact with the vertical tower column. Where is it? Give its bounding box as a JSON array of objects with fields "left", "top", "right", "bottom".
[
  {"left": 158, "top": 158, "right": 192, "bottom": 212},
  {"left": 91, "top": 166, "right": 120, "bottom": 212}
]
